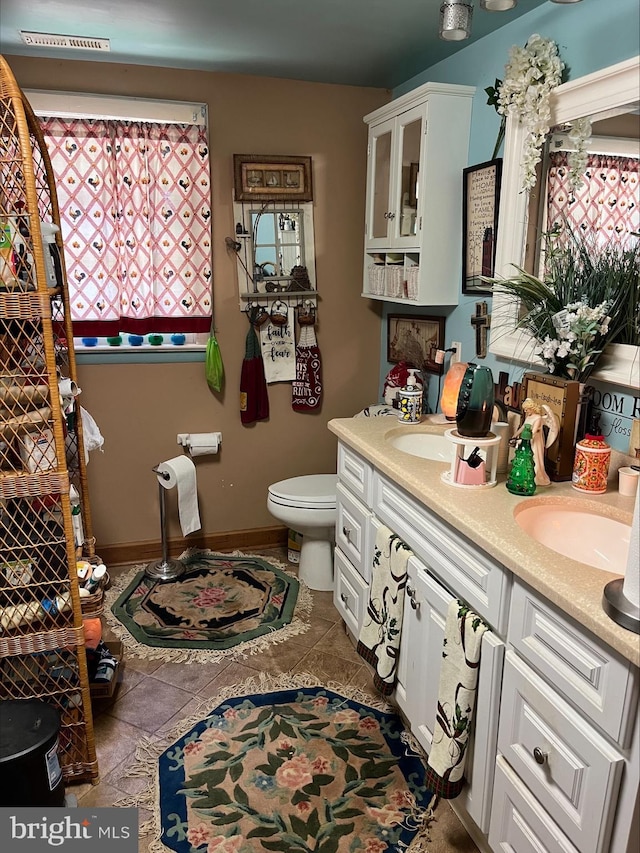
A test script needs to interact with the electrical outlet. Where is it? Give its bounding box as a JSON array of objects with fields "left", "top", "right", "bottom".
[{"left": 450, "top": 342, "right": 462, "bottom": 364}]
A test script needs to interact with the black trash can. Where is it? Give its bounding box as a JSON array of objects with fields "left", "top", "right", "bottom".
[{"left": 0, "top": 699, "right": 65, "bottom": 806}]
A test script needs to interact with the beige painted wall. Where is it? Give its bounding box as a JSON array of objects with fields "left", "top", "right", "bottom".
[{"left": 6, "top": 55, "right": 388, "bottom": 550}]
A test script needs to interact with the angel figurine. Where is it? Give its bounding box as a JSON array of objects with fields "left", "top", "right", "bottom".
[{"left": 510, "top": 398, "right": 559, "bottom": 486}]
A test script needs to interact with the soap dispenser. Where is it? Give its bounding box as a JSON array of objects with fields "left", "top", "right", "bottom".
[
  {"left": 506, "top": 423, "right": 536, "bottom": 496},
  {"left": 397, "top": 369, "right": 422, "bottom": 424}
]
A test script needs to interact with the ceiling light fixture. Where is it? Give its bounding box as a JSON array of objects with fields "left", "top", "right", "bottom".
[
  {"left": 439, "top": 2, "right": 474, "bottom": 41},
  {"left": 480, "top": 0, "right": 517, "bottom": 10}
]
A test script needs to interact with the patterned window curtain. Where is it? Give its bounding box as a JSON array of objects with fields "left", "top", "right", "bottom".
[
  {"left": 41, "top": 117, "right": 212, "bottom": 335},
  {"left": 546, "top": 150, "right": 639, "bottom": 251}
]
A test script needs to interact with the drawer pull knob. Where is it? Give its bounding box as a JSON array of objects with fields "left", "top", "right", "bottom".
[
  {"left": 406, "top": 583, "right": 416, "bottom": 599},
  {"left": 340, "top": 593, "right": 348, "bottom": 604},
  {"left": 533, "top": 747, "right": 547, "bottom": 765},
  {"left": 342, "top": 526, "right": 352, "bottom": 540},
  {"left": 410, "top": 597, "right": 419, "bottom": 611}
]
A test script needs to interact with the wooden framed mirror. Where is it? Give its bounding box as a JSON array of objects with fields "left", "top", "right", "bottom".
[{"left": 489, "top": 56, "right": 639, "bottom": 389}]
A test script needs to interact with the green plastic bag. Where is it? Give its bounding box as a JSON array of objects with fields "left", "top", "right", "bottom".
[{"left": 205, "top": 332, "right": 224, "bottom": 392}]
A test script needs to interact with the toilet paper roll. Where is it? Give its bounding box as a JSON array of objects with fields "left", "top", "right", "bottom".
[
  {"left": 622, "top": 484, "right": 640, "bottom": 608},
  {"left": 156, "top": 456, "right": 201, "bottom": 536},
  {"left": 187, "top": 432, "right": 220, "bottom": 457},
  {"left": 58, "top": 377, "right": 80, "bottom": 398}
]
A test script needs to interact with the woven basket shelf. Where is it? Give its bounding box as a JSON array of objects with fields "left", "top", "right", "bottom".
[{"left": 0, "top": 56, "right": 98, "bottom": 782}]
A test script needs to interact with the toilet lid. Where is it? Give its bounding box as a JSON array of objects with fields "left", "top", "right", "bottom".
[{"left": 268, "top": 474, "right": 337, "bottom": 509}]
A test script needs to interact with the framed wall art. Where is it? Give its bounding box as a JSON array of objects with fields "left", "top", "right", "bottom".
[
  {"left": 521, "top": 371, "right": 581, "bottom": 481},
  {"left": 462, "top": 158, "right": 502, "bottom": 295},
  {"left": 387, "top": 314, "right": 445, "bottom": 376},
  {"left": 233, "top": 154, "right": 313, "bottom": 202}
]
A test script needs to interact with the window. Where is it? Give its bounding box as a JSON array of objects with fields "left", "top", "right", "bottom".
[{"left": 29, "top": 92, "right": 212, "bottom": 350}]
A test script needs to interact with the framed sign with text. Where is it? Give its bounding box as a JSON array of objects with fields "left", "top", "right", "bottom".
[
  {"left": 522, "top": 371, "right": 581, "bottom": 481},
  {"left": 462, "top": 158, "right": 502, "bottom": 294}
]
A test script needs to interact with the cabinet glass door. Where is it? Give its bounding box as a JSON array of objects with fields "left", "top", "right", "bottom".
[
  {"left": 366, "top": 118, "right": 393, "bottom": 246},
  {"left": 394, "top": 106, "right": 424, "bottom": 248}
]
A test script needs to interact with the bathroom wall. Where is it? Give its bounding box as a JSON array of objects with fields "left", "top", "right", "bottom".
[
  {"left": 380, "top": 0, "right": 640, "bottom": 451},
  {"left": 7, "top": 55, "right": 389, "bottom": 553}
]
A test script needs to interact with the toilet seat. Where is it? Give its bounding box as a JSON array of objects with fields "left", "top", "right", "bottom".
[{"left": 268, "top": 474, "right": 337, "bottom": 510}]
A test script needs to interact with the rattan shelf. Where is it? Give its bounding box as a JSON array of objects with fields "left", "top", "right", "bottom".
[{"left": 0, "top": 56, "right": 98, "bottom": 783}]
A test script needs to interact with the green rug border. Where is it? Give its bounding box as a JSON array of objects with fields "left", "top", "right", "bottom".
[{"left": 110, "top": 550, "right": 301, "bottom": 651}]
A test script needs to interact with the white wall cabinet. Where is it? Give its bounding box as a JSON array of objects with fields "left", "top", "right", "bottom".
[{"left": 362, "top": 82, "right": 474, "bottom": 305}]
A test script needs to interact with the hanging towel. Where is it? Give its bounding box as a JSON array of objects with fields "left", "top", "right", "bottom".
[
  {"left": 259, "top": 305, "right": 296, "bottom": 383},
  {"left": 424, "top": 599, "right": 489, "bottom": 800},
  {"left": 356, "top": 524, "right": 412, "bottom": 696},
  {"left": 240, "top": 325, "right": 269, "bottom": 425},
  {"left": 292, "top": 324, "right": 323, "bottom": 412}
]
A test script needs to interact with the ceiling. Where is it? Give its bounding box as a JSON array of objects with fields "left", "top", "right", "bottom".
[{"left": 0, "top": 0, "right": 550, "bottom": 89}]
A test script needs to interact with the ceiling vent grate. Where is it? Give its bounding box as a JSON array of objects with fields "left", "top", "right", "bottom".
[{"left": 20, "top": 32, "right": 111, "bottom": 52}]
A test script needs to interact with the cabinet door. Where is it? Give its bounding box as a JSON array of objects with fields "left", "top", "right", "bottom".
[
  {"left": 403, "top": 555, "right": 504, "bottom": 834},
  {"left": 365, "top": 117, "right": 395, "bottom": 248},
  {"left": 392, "top": 104, "right": 425, "bottom": 250}
]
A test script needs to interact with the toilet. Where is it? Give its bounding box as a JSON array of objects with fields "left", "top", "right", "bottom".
[{"left": 267, "top": 474, "right": 338, "bottom": 591}]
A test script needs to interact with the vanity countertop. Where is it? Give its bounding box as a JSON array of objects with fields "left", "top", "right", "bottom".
[{"left": 328, "top": 416, "right": 639, "bottom": 668}]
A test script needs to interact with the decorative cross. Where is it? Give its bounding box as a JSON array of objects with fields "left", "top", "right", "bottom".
[{"left": 470, "top": 301, "right": 491, "bottom": 358}]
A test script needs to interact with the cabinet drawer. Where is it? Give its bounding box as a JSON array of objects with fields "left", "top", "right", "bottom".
[
  {"left": 372, "top": 471, "right": 510, "bottom": 633},
  {"left": 337, "top": 443, "right": 372, "bottom": 505},
  {"left": 333, "top": 547, "right": 368, "bottom": 639},
  {"left": 509, "top": 581, "right": 637, "bottom": 747},
  {"left": 336, "top": 482, "right": 372, "bottom": 582},
  {"left": 489, "top": 755, "right": 580, "bottom": 853},
  {"left": 498, "top": 651, "right": 624, "bottom": 853}
]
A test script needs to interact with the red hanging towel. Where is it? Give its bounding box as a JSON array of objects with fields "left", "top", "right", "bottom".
[
  {"left": 292, "top": 325, "right": 322, "bottom": 412},
  {"left": 240, "top": 325, "right": 269, "bottom": 424}
]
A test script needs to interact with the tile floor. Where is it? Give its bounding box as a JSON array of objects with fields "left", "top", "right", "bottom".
[{"left": 69, "top": 547, "right": 480, "bottom": 852}]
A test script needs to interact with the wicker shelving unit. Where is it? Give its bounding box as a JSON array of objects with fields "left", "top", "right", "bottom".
[{"left": 0, "top": 56, "right": 98, "bottom": 783}]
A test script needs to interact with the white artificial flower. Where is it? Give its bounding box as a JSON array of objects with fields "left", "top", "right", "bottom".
[{"left": 497, "top": 35, "right": 565, "bottom": 193}]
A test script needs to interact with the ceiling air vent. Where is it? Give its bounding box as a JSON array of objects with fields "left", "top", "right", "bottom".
[{"left": 20, "top": 32, "right": 111, "bottom": 52}]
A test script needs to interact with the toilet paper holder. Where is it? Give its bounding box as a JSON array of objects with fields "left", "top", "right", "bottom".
[
  {"left": 177, "top": 432, "right": 222, "bottom": 456},
  {"left": 145, "top": 464, "right": 186, "bottom": 583}
]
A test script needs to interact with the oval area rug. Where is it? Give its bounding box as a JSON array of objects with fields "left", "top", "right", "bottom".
[
  {"left": 105, "top": 550, "right": 312, "bottom": 665},
  {"left": 116, "top": 672, "right": 436, "bottom": 853}
]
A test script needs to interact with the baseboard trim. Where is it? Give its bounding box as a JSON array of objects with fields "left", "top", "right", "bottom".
[{"left": 96, "top": 525, "right": 288, "bottom": 568}]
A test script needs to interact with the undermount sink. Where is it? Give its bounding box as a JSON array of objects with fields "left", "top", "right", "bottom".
[
  {"left": 386, "top": 429, "right": 450, "bottom": 462},
  {"left": 514, "top": 498, "right": 632, "bottom": 574}
]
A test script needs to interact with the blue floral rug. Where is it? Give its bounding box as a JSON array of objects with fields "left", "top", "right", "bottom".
[{"left": 116, "top": 673, "right": 437, "bottom": 852}]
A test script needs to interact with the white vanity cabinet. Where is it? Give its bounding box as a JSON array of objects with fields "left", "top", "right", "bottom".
[
  {"left": 362, "top": 82, "right": 474, "bottom": 305},
  {"left": 489, "top": 581, "right": 639, "bottom": 853},
  {"left": 334, "top": 441, "right": 505, "bottom": 835},
  {"left": 333, "top": 444, "right": 374, "bottom": 639}
]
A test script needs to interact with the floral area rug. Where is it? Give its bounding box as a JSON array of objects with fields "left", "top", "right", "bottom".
[
  {"left": 104, "top": 550, "right": 312, "bottom": 665},
  {"left": 116, "top": 672, "right": 437, "bottom": 853}
]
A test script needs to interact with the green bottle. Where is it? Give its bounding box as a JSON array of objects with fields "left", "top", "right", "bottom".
[{"left": 506, "top": 423, "right": 537, "bottom": 496}]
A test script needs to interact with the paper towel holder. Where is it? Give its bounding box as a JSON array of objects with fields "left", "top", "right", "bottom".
[
  {"left": 145, "top": 465, "right": 186, "bottom": 582},
  {"left": 602, "top": 579, "right": 640, "bottom": 634}
]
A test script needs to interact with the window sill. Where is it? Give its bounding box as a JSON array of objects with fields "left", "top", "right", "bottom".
[{"left": 74, "top": 334, "right": 208, "bottom": 364}]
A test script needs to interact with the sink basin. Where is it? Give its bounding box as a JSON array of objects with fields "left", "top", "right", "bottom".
[
  {"left": 387, "top": 430, "right": 450, "bottom": 462},
  {"left": 514, "top": 498, "right": 631, "bottom": 574}
]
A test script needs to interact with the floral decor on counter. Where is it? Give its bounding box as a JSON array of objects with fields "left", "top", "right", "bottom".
[
  {"left": 486, "top": 34, "right": 589, "bottom": 193},
  {"left": 487, "top": 226, "right": 640, "bottom": 383}
]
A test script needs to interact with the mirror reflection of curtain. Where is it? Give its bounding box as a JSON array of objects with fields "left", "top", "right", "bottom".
[{"left": 546, "top": 151, "right": 639, "bottom": 250}]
